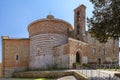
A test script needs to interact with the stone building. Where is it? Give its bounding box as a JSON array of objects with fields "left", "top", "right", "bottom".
[
  {"left": 0, "top": 63, "right": 2, "bottom": 77},
  {"left": 1, "top": 5, "right": 119, "bottom": 77}
]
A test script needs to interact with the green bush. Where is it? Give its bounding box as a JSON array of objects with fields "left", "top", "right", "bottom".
[
  {"left": 73, "top": 62, "right": 80, "bottom": 66},
  {"left": 82, "top": 63, "right": 89, "bottom": 67}
]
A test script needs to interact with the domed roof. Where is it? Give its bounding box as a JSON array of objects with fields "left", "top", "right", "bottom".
[{"left": 28, "top": 15, "right": 73, "bottom": 32}]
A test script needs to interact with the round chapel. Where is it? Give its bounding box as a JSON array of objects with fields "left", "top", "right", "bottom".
[{"left": 28, "top": 15, "right": 73, "bottom": 69}]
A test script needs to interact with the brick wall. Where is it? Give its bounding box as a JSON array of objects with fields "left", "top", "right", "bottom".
[
  {"left": 87, "top": 33, "right": 119, "bottom": 64},
  {"left": 68, "top": 36, "right": 119, "bottom": 68},
  {"left": 28, "top": 16, "right": 73, "bottom": 70},
  {"left": 28, "top": 16, "right": 73, "bottom": 37},
  {"left": 29, "top": 34, "right": 68, "bottom": 69},
  {"left": 54, "top": 43, "right": 69, "bottom": 68},
  {"left": 74, "top": 5, "right": 86, "bottom": 41},
  {"left": 2, "top": 38, "right": 30, "bottom": 77},
  {"left": 68, "top": 38, "right": 89, "bottom": 68}
]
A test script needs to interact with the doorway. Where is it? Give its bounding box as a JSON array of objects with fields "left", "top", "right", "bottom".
[
  {"left": 76, "top": 52, "right": 80, "bottom": 63},
  {"left": 98, "top": 58, "right": 101, "bottom": 65}
]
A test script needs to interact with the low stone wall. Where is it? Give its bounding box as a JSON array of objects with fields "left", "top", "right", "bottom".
[
  {"left": 13, "top": 71, "right": 73, "bottom": 78},
  {"left": 12, "top": 70, "right": 88, "bottom": 80}
]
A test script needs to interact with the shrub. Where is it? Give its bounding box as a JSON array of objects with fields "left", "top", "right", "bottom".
[{"left": 82, "top": 63, "right": 89, "bottom": 67}]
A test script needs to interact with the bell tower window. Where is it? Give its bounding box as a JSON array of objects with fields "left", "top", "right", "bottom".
[
  {"left": 77, "top": 25, "right": 80, "bottom": 34},
  {"left": 77, "top": 12, "right": 80, "bottom": 21}
]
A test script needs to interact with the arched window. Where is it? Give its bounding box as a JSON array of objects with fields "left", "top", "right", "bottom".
[
  {"left": 16, "top": 55, "right": 18, "bottom": 60},
  {"left": 77, "top": 12, "right": 80, "bottom": 21},
  {"left": 15, "top": 54, "right": 19, "bottom": 63},
  {"left": 77, "top": 24, "right": 80, "bottom": 34}
]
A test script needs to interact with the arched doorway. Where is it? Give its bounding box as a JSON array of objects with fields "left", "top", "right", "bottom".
[
  {"left": 98, "top": 58, "right": 101, "bottom": 65},
  {"left": 76, "top": 52, "right": 80, "bottom": 63}
]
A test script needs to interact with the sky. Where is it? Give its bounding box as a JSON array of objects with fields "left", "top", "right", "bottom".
[{"left": 0, "top": 0, "right": 94, "bottom": 62}]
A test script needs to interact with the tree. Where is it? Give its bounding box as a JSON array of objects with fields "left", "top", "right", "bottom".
[{"left": 88, "top": 0, "right": 120, "bottom": 42}]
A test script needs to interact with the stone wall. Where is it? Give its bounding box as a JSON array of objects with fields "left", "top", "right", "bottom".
[
  {"left": 13, "top": 71, "right": 73, "bottom": 78},
  {"left": 68, "top": 36, "right": 119, "bottom": 67},
  {"left": 54, "top": 43, "right": 69, "bottom": 68},
  {"left": 13, "top": 70, "right": 88, "bottom": 80},
  {"left": 2, "top": 37, "right": 30, "bottom": 77},
  {"left": 87, "top": 33, "right": 119, "bottom": 64},
  {"left": 28, "top": 15, "right": 73, "bottom": 70},
  {"left": 68, "top": 38, "right": 89, "bottom": 68},
  {"left": 29, "top": 34, "right": 67, "bottom": 69},
  {"left": 53, "top": 37, "right": 92, "bottom": 69}
]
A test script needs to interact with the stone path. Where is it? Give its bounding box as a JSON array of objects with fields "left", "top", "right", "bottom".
[{"left": 57, "top": 76, "right": 77, "bottom": 80}]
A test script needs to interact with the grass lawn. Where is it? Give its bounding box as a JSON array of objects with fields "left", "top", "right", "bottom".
[{"left": 0, "top": 78, "right": 54, "bottom": 80}]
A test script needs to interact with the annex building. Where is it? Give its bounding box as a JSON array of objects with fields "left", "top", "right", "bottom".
[{"left": 1, "top": 5, "right": 119, "bottom": 77}]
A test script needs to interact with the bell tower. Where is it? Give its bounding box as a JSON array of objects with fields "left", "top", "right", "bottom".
[{"left": 74, "top": 4, "right": 86, "bottom": 41}]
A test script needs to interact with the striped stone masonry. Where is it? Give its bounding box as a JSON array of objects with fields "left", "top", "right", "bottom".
[{"left": 29, "top": 34, "right": 67, "bottom": 69}]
